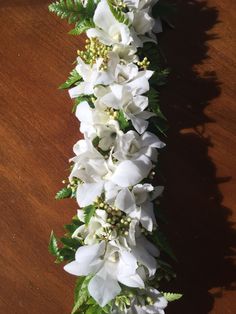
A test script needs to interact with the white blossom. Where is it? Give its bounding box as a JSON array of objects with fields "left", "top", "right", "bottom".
[
  {"left": 64, "top": 241, "right": 144, "bottom": 307},
  {"left": 86, "top": 0, "right": 132, "bottom": 46}
]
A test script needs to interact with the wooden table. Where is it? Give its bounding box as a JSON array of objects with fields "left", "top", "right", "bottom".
[{"left": 0, "top": 1, "right": 235, "bottom": 313}]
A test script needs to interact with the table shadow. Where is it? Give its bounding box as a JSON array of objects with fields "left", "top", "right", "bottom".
[{"left": 157, "top": 1, "right": 236, "bottom": 313}]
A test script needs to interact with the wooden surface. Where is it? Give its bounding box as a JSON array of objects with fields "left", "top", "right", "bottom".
[{"left": 0, "top": 0, "right": 235, "bottom": 313}]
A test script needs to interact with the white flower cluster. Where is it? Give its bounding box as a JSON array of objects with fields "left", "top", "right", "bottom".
[{"left": 63, "top": 0, "right": 168, "bottom": 312}]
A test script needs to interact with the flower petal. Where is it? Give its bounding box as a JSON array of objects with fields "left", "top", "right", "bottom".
[
  {"left": 115, "top": 188, "right": 136, "bottom": 214},
  {"left": 76, "top": 182, "right": 104, "bottom": 207},
  {"left": 111, "top": 156, "right": 152, "bottom": 187},
  {"left": 88, "top": 267, "right": 121, "bottom": 307}
]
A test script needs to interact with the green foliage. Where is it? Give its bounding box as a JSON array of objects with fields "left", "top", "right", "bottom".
[
  {"left": 55, "top": 187, "right": 72, "bottom": 200},
  {"left": 60, "top": 237, "right": 81, "bottom": 249},
  {"left": 58, "top": 247, "right": 75, "bottom": 261},
  {"left": 49, "top": 217, "right": 82, "bottom": 263},
  {"left": 150, "top": 68, "right": 170, "bottom": 86},
  {"left": 49, "top": 0, "right": 96, "bottom": 24},
  {"left": 59, "top": 69, "right": 82, "bottom": 89},
  {"left": 49, "top": 231, "right": 60, "bottom": 257},
  {"left": 64, "top": 217, "right": 81, "bottom": 235},
  {"left": 84, "top": 205, "right": 96, "bottom": 225},
  {"left": 107, "top": 0, "right": 130, "bottom": 25},
  {"left": 49, "top": 0, "right": 83, "bottom": 24},
  {"left": 147, "top": 88, "right": 167, "bottom": 120},
  {"left": 150, "top": 116, "right": 168, "bottom": 137},
  {"left": 152, "top": 230, "right": 177, "bottom": 261},
  {"left": 72, "top": 95, "right": 94, "bottom": 113},
  {"left": 92, "top": 136, "right": 100, "bottom": 148},
  {"left": 72, "top": 276, "right": 92, "bottom": 314},
  {"left": 117, "top": 110, "right": 129, "bottom": 130},
  {"left": 69, "top": 18, "right": 95, "bottom": 35},
  {"left": 155, "top": 259, "right": 176, "bottom": 282},
  {"left": 163, "top": 292, "right": 183, "bottom": 302}
]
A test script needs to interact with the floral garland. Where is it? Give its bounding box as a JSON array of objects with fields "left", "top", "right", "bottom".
[{"left": 48, "top": 0, "right": 182, "bottom": 313}]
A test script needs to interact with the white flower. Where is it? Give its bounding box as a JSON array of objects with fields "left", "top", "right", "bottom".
[
  {"left": 132, "top": 9, "right": 155, "bottom": 35},
  {"left": 128, "top": 228, "right": 160, "bottom": 277},
  {"left": 104, "top": 182, "right": 163, "bottom": 232},
  {"left": 70, "top": 135, "right": 154, "bottom": 206},
  {"left": 130, "top": 288, "right": 168, "bottom": 314},
  {"left": 72, "top": 209, "right": 114, "bottom": 245},
  {"left": 69, "top": 52, "right": 119, "bottom": 98},
  {"left": 114, "top": 62, "right": 153, "bottom": 95},
  {"left": 110, "top": 154, "right": 153, "bottom": 188},
  {"left": 86, "top": 0, "right": 132, "bottom": 46},
  {"left": 75, "top": 101, "right": 121, "bottom": 149},
  {"left": 64, "top": 241, "right": 144, "bottom": 307},
  {"left": 112, "top": 44, "right": 139, "bottom": 64},
  {"left": 101, "top": 85, "right": 155, "bottom": 134},
  {"left": 113, "top": 130, "right": 165, "bottom": 162}
]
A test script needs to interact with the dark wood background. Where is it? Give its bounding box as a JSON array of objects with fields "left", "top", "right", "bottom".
[{"left": 0, "top": 0, "right": 235, "bottom": 313}]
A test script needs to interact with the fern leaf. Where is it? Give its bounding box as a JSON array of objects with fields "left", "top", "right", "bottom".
[
  {"left": 107, "top": 0, "right": 130, "bottom": 25},
  {"left": 59, "top": 69, "right": 81, "bottom": 89},
  {"left": 55, "top": 187, "right": 72, "bottom": 200},
  {"left": 69, "top": 18, "right": 95, "bottom": 35},
  {"left": 163, "top": 292, "right": 183, "bottom": 302},
  {"left": 84, "top": 205, "right": 96, "bottom": 225},
  {"left": 49, "top": 0, "right": 83, "bottom": 24}
]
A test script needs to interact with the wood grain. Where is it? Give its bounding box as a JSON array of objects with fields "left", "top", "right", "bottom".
[{"left": 0, "top": 1, "right": 235, "bottom": 313}]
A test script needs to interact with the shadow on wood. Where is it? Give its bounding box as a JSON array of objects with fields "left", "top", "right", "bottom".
[{"left": 157, "top": 1, "right": 236, "bottom": 313}]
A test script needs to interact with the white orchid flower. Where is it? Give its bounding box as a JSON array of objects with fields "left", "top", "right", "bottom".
[
  {"left": 75, "top": 101, "right": 121, "bottom": 149},
  {"left": 69, "top": 52, "right": 119, "bottom": 98},
  {"left": 113, "top": 130, "right": 165, "bottom": 162},
  {"left": 101, "top": 85, "right": 155, "bottom": 134},
  {"left": 132, "top": 9, "right": 155, "bottom": 35},
  {"left": 64, "top": 240, "right": 144, "bottom": 307},
  {"left": 70, "top": 135, "right": 155, "bottom": 206},
  {"left": 125, "top": 0, "right": 163, "bottom": 36},
  {"left": 86, "top": 0, "right": 132, "bottom": 46},
  {"left": 125, "top": 222, "right": 159, "bottom": 276},
  {"left": 112, "top": 44, "right": 139, "bottom": 64},
  {"left": 104, "top": 183, "right": 163, "bottom": 232},
  {"left": 130, "top": 184, "right": 164, "bottom": 231},
  {"left": 72, "top": 209, "right": 114, "bottom": 245},
  {"left": 130, "top": 288, "right": 168, "bottom": 314},
  {"left": 114, "top": 62, "right": 153, "bottom": 95}
]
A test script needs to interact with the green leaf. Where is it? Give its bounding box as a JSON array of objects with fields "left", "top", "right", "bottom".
[
  {"left": 69, "top": 18, "right": 95, "bottom": 35},
  {"left": 163, "top": 292, "right": 183, "bottom": 302},
  {"left": 107, "top": 0, "right": 130, "bottom": 25},
  {"left": 72, "top": 276, "right": 92, "bottom": 314},
  {"left": 153, "top": 230, "right": 177, "bottom": 261},
  {"left": 117, "top": 110, "right": 129, "bottom": 130},
  {"left": 49, "top": 0, "right": 97, "bottom": 26},
  {"left": 85, "top": 305, "right": 106, "bottom": 314},
  {"left": 55, "top": 187, "right": 72, "bottom": 200},
  {"left": 59, "top": 69, "right": 81, "bottom": 89},
  {"left": 147, "top": 88, "right": 167, "bottom": 120},
  {"left": 150, "top": 68, "right": 170, "bottom": 86},
  {"left": 48, "top": 0, "right": 84, "bottom": 24},
  {"left": 64, "top": 223, "right": 79, "bottom": 234},
  {"left": 60, "top": 237, "right": 81, "bottom": 249},
  {"left": 149, "top": 116, "right": 168, "bottom": 137},
  {"left": 155, "top": 259, "right": 176, "bottom": 282},
  {"left": 58, "top": 247, "right": 75, "bottom": 260},
  {"left": 48, "top": 231, "right": 60, "bottom": 257},
  {"left": 92, "top": 136, "right": 100, "bottom": 148},
  {"left": 72, "top": 95, "right": 94, "bottom": 113},
  {"left": 84, "top": 205, "right": 96, "bottom": 225}
]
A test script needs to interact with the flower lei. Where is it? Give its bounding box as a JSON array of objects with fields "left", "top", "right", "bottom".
[{"left": 48, "top": 0, "right": 182, "bottom": 313}]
